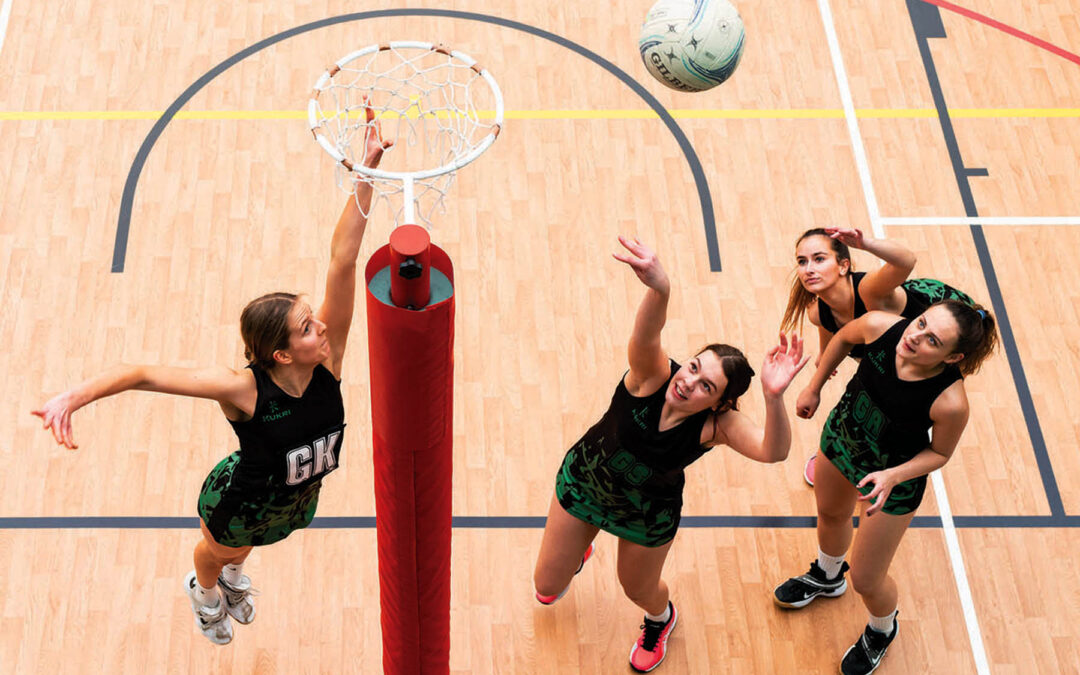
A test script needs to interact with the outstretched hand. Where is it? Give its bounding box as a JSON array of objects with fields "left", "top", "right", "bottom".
[
  {"left": 760, "top": 333, "right": 811, "bottom": 397},
  {"left": 612, "top": 236, "right": 670, "bottom": 294},
  {"left": 825, "top": 226, "right": 867, "bottom": 250},
  {"left": 362, "top": 98, "right": 394, "bottom": 169},
  {"left": 31, "top": 392, "right": 79, "bottom": 450}
]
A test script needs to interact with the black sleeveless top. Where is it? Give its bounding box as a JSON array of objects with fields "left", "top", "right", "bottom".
[
  {"left": 817, "top": 272, "right": 870, "bottom": 358},
  {"left": 571, "top": 360, "right": 713, "bottom": 501},
  {"left": 227, "top": 363, "right": 346, "bottom": 494},
  {"left": 828, "top": 319, "right": 962, "bottom": 467},
  {"left": 817, "top": 273, "right": 968, "bottom": 360}
]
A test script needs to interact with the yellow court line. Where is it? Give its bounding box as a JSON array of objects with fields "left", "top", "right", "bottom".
[{"left": 0, "top": 108, "right": 1078, "bottom": 121}]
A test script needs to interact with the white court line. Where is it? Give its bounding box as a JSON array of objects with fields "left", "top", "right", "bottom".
[
  {"left": 816, "top": 2, "right": 991, "bottom": 675},
  {"left": 881, "top": 216, "right": 1080, "bottom": 227},
  {"left": 0, "top": 0, "right": 12, "bottom": 57},
  {"left": 816, "top": 0, "right": 880, "bottom": 225}
]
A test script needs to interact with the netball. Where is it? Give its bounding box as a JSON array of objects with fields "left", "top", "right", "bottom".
[{"left": 638, "top": 0, "right": 746, "bottom": 92}]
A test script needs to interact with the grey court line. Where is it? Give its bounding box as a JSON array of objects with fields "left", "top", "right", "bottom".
[
  {"left": 907, "top": 0, "right": 1064, "bottom": 517},
  {"left": 3, "top": 515, "right": 1079, "bottom": 529},
  {"left": 113, "top": 9, "right": 721, "bottom": 272}
]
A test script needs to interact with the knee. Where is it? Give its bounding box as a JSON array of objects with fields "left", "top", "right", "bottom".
[
  {"left": 817, "top": 506, "right": 853, "bottom": 527},
  {"left": 534, "top": 565, "right": 566, "bottom": 598},
  {"left": 617, "top": 574, "right": 656, "bottom": 606},
  {"left": 849, "top": 567, "right": 885, "bottom": 597}
]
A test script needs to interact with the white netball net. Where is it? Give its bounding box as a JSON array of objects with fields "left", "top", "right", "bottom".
[{"left": 308, "top": 41, "right": 504, "bottom": 228}]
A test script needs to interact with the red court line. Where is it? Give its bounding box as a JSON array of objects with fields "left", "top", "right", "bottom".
[{"left": 924, "top": 0, "right": 1080, "bottom": 67}]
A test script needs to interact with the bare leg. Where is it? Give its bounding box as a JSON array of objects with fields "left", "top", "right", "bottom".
[
  {"left": 533, "top": 494, "right": 600, "bottom": 598},
  {"left": 194, "top": 520, "right": 252, "bottom": 590},
  {"left": 848, "top": 502, "right": 915, "bottom": 617},
  {"left": 616, "top": 537, "right": 675, "bottom": 616},
  {"left": 814, "top": 453, "right": 859, "bottom": 558}
]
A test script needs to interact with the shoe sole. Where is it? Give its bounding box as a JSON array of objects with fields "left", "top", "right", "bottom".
[
  {"left": 628, "top": 609, "right": 678, "bottom": 673},
  {"left": 772, "top": 579, "right": 847, "bottom": 609},
  {"left": 804, "top": 453, "right": 816, "bottom": 487}
]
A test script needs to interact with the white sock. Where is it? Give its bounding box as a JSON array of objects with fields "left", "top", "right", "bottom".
[
  {"left": 646, "top": 602, "right": 671, "bottom": 624},
  {"left": 869, "top": 609, "right": 898, "bottom": 634},
  {"left": 222, "top": 563, "right": 244, "bottom": 586},
  {"left": 817, "top": 549, "right": 846, "bottom": 580},
  {"left": 193, "top": 580, "right": 219, "bottom": 607}
]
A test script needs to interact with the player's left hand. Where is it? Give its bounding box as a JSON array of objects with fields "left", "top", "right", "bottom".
[
  {"left": 825, "top": 226, "right": 867, "bottom": 250},
  {"left": 857, "top": 470, "right": 898, "bottom": 517},
  {"left": 761, "top": 333, "right": 811, "bottom": 397},
  {"left": 362, "top": 97, "right": 394, "bottom": 169}
]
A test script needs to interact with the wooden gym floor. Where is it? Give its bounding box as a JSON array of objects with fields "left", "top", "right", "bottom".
[{"left": 2, "top": 0, "right": 1079, "bottom": 672}]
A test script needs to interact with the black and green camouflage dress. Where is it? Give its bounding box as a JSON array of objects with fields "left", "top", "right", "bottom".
[
  {"left": 820, "top": 318, "right": 962, "bottom": 515},
  {"left": 197, "top": 363, "right": 346, "bottom": 547},
  {"left": 555, "top": 361, "right": 713, "bottom": 547},
  {"left": 817, "top": 272, "right": 973, "bottom": 359}
]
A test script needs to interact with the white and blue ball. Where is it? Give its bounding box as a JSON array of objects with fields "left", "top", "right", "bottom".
[{"left": 638, "top": 0, "right": 746, "bottom": 92}]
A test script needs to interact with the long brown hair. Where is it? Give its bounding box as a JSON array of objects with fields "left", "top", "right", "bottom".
[
  {"left": 939, "top": 300, "right": 998, "bottom": 376},
  {"left": 240, "top": 292, "right": 298, "bottom": 370},
  {"left": 697, "top": 344, "right": 755, "bottom": 412},
  {"left": 780, "top": 228, "right": 853, "bottom": 333}
]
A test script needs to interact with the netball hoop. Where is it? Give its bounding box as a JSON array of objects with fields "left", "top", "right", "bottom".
[
  {"left": 308, "top": 41, "right": 504, "bottom": 229},
  {"left": 310, "top": 42, "right": 503, "bottom": 675}
]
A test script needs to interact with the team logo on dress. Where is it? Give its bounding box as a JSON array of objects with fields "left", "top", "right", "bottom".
[
  {"left": 866, "top": 350, "right": 887, "bottom": 375},
  {"left": 262, "top": 400, "right": 293, "bottom": 423},
  {"left": 632, "top": 406, "right": 650, "bottom": 430}
]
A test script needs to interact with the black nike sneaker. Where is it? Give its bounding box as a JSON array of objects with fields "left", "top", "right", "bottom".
[
  {"left": 773, "top": 560, "right": 850, "bottom": 609},
  {"left": 840, "top": 618, "right": 899, "bottom": 674}
]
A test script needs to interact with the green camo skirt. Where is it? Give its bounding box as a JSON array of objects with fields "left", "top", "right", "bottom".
[{"left": 197, "top": 451, "right": 321, "bottom": 548}]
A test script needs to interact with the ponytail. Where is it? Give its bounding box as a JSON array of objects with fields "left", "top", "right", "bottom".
[{"left": 940, "top": 299, "right": 998, "bottom": 376}]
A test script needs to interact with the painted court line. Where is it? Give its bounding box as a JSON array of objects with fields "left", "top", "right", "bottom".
[
  {"left": 880, "top": 216, "right": 1080, "bottom": 227},
  {"left": 2, "top": 108, "right": 1079, "bottom": 122},
  {"left": 0, "top": 0, "right": 13, "bottom": 57},
  {"left": 925, "top": 0, "right": 1080, "bottom": 67},
  {"left": 816, "top": 0, "right": 880, "bottom": 223},
  {"left": 820, "top": 1, "right": 989, "bottom": 673}
]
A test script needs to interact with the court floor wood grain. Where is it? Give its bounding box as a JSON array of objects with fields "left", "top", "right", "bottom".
[{"left": 4, "top": 1, "right": 1079, "bottom": 672}]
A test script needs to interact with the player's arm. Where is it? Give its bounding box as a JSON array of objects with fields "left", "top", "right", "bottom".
[
  {"left": 317, "top": 103, "right": 392, "bottom": 378},
  {"left": 796, "top": 311, "right": 897, "bottom": 418},
  {"left": 711, "top": 333, "right": 809, "bottom": 462},
  {"left": 613, "top": 236, "right": 672, "bottom": 395},
  {"left": 32, "top": 365, "right": 255, "bottom": 449},
  {"left": 829, "top": 228, "right": 916, "bottom": 310}
]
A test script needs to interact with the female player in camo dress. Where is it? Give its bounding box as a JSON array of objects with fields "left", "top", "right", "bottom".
[
  {"left": 33, "top": 107, "right": 391, "bottom": 645},
  {"left": 534, "top": 236, "right": 810, "bottom": 672},
  {"left": 780, "top": 227, "right": 972, "bottom": 486},
  {"left": 774, "top": 300, "right": 996, "bottom": 674}
]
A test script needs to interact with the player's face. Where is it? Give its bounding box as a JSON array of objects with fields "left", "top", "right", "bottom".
[
  {"left": 896, "top": 305, "right": 961, "bottom": 367},
  {"left": 285, "top": 300, "right": 330, "bottom": 365},
  {"left": 667, "top": 350, "right": 728, "bottom": 413},
  {"left": 795, "top": 235, "right": 848, "bottom": 294}
]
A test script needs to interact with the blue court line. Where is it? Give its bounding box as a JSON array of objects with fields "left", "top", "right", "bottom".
[
  {"left": 3, "top": 514, "right": 1079, "bottom": 530},
  {"left": 113, "top": 9, "right": 721, "bottom": 273},
  {"left": 907, "top": 0, "right": 1064, "bottom": 517}
]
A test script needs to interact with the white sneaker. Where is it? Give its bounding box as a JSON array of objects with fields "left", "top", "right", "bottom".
[
  {"left": 217, "top": 573, "right": 258, "bottom": 625},
  {"left": 184, "top": 571, "right": 233, "bottom": 645}
]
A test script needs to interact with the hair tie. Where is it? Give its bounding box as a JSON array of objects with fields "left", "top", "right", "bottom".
[{"left": 977, "top": 309, "right": 987, "bottom": 319}]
